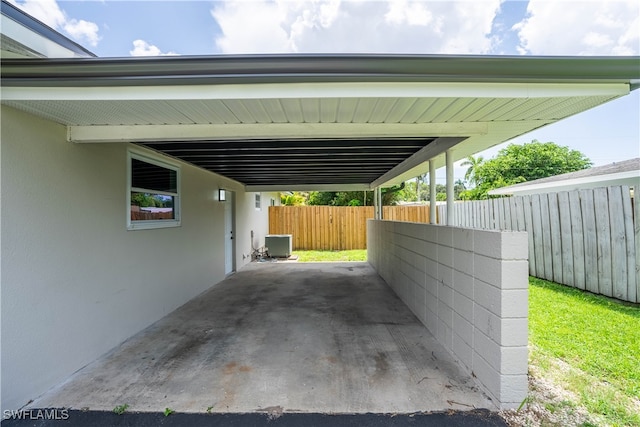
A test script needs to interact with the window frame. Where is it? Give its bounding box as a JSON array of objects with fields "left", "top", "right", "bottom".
[
  {"left": 255, "top": 193, "right": 261, "bottom": 210},
  {"left": 127, "top": 150, "right": 181, "bottom": 230}
]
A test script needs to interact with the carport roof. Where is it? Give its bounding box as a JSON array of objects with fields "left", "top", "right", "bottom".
[{"left": 2, "top": 54, "right": 639, "bottom": 191}]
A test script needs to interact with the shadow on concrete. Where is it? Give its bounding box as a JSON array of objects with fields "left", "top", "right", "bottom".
[{"left": 2, "top": 409, "right": 507, "bottom": 426}]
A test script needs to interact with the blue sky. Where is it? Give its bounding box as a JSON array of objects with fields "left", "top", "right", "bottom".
[{"left": 10, "top": 0, "right": 640, "bottom": 182}]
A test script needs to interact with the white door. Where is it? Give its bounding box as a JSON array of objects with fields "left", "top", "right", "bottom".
[{"left": 224, "top": 192, "right": 235, "bottom": 275}]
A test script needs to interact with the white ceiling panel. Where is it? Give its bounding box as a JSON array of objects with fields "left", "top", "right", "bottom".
[
  {"left": 279, "top": 98, "right": 304, "bottom": 123},
  {"left": 481, "top": 98, "right": 531, "bottom": 121},
  {"left": 384, "top": 98, "right": 420, "bottom": 123},
  {"left": 352, "top": 98, "right": 376, "bottom": 123},
  {"left": 335, "top": 98, "right": 359, "bottom": 123},
  {"left": 319, "top": 98, "right": 340, "bottom": 123},
  {"left": 368, "top": 98, "right": 400, "bottom": 123},
  {"left": 259, "top": 99, "right": 288, "bottom": 123},
  {"left": 220, "top": 99, "right": 256, "bottom": 123},
  {"left": 300, "top": 98, "right": 321, "bottom": 123},
  {"left": 445, "top": 98, "right": 492, "bottom": 123},
  {"left": 418, "top": 98, "right": 463, "bottom": 123},
  {"left": 397, "top": 98, "right": 435, "bottom": 123}
]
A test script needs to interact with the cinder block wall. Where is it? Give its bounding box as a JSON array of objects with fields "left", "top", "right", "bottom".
[{"left": 368, "top": 220, "right": 529, "bottom": 409}]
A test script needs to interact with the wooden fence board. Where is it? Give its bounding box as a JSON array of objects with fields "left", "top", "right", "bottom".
[
  {"left": 621, "top": 187, "right": 636, "bottom": 302},
  {"left": 531, "top": 194, "right": 546, "bottom": 278},
  {"left": 532, "top": 195, "right": 544, "bottom": 266},
  {"left": 539, "top": 194, "right": 553, "bottom": 281},
  {"left": 580, "top": 189, "right": 599, "bottom": 294},
  {"left": 515, "top": 197, "right": 526, "bottom": 232},
  {"left": 470, "top": 201, "right": 476, "bottom": 228},
  {"left": 594, "top": 187, "right": 613, "bottom": 297},
  {"left": 547, "top": 193, "right": 563, "bottom": 284},
  {"left": 508, "top": 197, "right": 517, "bottom": 230},
  {"left": 493, "top": 198, "right": 500, "bottom": 229},
  {"left": 557, "top": 192, "right": 574, "bottom": 286},
  {"left": 635, "top": 191, "right": 640, "bottom": 303},
  {"left": 569, "top": 191, "right": 586, "bottom": 290},
  {"left": 522, "top": 195, "right": 536, "bottom": 276},
  {"left": 608, "top": 186, "right": 628, "bottom": 301},
  {"left": 503, "top": 198, "right": 512, "bottom": 230}
]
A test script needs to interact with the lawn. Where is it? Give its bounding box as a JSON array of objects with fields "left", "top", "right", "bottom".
[
  {"left": 293, "top": 249, "right": 367, "bottom": 262},
  {"left": 522, "top": 277, "right": 640, "bottom": 426}
]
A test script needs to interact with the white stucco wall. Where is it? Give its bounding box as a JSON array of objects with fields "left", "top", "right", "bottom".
[
  {"left": 0, "top": 106, "right": 273, "bottom": 411},
  {"left": 368, "top": 220, "right": 529, "bottom": 409},
  {"left": 235, "top": 192, "right": 279, "bottom": 268}
]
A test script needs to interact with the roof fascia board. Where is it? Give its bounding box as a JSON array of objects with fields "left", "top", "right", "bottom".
[
  {"left": 1, "top": 0, "right": 95, "bottom": 58},
  {"left": 370, "top": 137, "right": 465, "bottom": 188},
  {"left": 1, "top": 82, "right": 630, "bottom": 101},
  {"left": 67, "top": 123, "right": 488, "bottom": 143},
  {"left": 489, "top": 170, "right": 640, "bottom": 196},
  {"left": 1, "top": 55, "right": 639, "bottom": 86}
]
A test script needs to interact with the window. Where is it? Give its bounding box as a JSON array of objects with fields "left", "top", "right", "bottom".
[
  {"left": 128, "top": 151, "right": 180, "bottom": 230},
  {"left": 255, "top": 193, "right": 261, "bottom": 210}
]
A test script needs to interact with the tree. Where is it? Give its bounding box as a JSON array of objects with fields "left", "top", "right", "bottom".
[
  {"left": 307, "top": 184, "right": 405, "bottom": 206},
  {"left": 454, "top": 179, "right": 466, "bottom": 200},
  {"left": 308, "top": 191, "right": 337, "bottom": 205},
  {"left": 460, "top": 155, "right": 484, "bottom": 186},
  {"left": 415, "top": 173, "right": 427, "bottom": 202},
  {"left": 461, "top": 140, "right": 592, "bottom": 200},
  {"left": 281, "top": 192, "right": 307, "bottom": 205}
]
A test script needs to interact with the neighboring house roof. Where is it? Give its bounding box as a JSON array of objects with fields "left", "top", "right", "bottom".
[
  {"left": 488, "top": 158, "right": 640, "bottom": 196},
  {"left": 0, "top": 0, "right": 95, "bottom": 59},
  {"left": 1, "top": 2, "right": 639, "bottom": 191}
]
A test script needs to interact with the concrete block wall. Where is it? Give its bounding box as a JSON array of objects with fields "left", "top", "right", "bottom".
[{"left": 368, "top": 220, "right": 529, "bottom": 409}]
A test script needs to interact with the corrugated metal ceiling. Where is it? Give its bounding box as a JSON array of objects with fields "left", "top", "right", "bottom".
[
  {"left": 139, "top": 138, "right": 434, "bottom": 186},
  {"left": 0, "top": 95, "right": 616, "bottom": 126}
]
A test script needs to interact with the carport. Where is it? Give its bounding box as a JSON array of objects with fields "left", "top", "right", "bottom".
[
  {"left": 27, "top": 263, "right": 492, "bottom": 413},
  {"left": 2, "top": 47, "right": 639, "bottom": 415}
]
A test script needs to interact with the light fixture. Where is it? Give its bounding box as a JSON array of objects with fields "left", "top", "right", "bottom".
[{"left": 218, "top": 189, "right": 226, "bottom": 201}]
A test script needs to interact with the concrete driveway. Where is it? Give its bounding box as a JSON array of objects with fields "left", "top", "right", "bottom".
[{"left": 27, "top": 263, "right": 495, "bottom": 414}]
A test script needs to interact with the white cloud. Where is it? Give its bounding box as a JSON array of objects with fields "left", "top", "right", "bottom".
[
  {"left": 385, "top": 0, "right": 434, "bottom": 26},
  {"left": 64, "top": 19, "right": 100, "bottom": 47},
  {"left": 211, "top": 0, "right": 502, "bottom": 54},
  {"left": 9, "top": 0, "right": 101, "bottom": 47},
  {"left": 130, "top": 40, "right": 179, "bottom": 57},
  {"left": 514, "top": 0, "right": 639, "bottom": 55}
]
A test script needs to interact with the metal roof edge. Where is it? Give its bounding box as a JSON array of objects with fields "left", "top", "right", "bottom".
[
  {"left": 1, "top": 54, "right": 639, "bottom": 87},
  {"left": 1, "top": 0, "right": 96, "bottom": 58}
]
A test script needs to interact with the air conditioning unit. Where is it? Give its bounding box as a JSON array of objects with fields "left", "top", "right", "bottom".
[{"left": 265, "top": 234, "right": 292, "bottom": 258}]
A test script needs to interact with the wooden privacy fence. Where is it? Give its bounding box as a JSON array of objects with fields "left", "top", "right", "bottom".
[
  {"left": 437, "top": 186, "right": 639, "bottom": 303},
  {"left": 268, "top": 205, "right": 434, "bottom": 251},
  {"left": 270, "top": 188, "right": 639, "bottom": 303}
]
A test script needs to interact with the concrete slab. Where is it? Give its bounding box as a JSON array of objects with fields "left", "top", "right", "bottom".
[{"left": 28, "top": 263, "right": 495, "bottom": 414}]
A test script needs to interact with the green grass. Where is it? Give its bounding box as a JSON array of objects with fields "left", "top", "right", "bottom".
[
  {"left": 293, "top": 249, "right": 367, "bottom": 262},
  {"left": 529, "top": 277, "right": 640, "bottom": 425}
]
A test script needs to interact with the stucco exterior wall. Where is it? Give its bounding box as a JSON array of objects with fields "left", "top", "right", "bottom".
[
  {"left": 235, "top": 192, "right": 279, "bottom": 268},
  {"left": 0, "top": 105, "right": 273, "bottom": 410},
  {"left": 368, "top": 220, "right": 529, "bottom": 409}
]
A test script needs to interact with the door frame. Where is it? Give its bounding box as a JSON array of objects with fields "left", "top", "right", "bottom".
[{"left": 224, "top": 190, "right": 236, "bottom": 275}]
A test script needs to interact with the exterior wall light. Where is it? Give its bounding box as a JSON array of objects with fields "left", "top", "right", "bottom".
[{"left": 218, "top": 189, "right": 226, "bottom": 201}]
